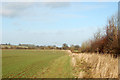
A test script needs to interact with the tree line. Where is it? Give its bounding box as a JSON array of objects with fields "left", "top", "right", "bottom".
[
  {"left": 0, "top": 43, "right": 81, "bottom": 51},
  {"left": 80, "top": 15, "right": 120, "bottom": 57}
]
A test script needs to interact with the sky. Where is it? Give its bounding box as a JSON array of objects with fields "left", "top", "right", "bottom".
[{"left": 1, "top": 2, "right": 118, "bottom": 46}]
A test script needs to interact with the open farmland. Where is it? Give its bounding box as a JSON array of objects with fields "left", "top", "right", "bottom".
[{"left": 2, "top": 50, "right": 73, "bottom": 78}]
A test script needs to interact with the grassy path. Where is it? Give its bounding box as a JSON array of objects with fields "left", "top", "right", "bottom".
[{"left": 35, "top": 55, "right": 73, "bottom": 78}]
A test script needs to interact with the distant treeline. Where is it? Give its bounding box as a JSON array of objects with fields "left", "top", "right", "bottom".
[
  {"left": 0, "top": 43, "right": 81, "bottom": 51},
  {"left": 1, "top": 44, "right": 61, "bottom": 49},
  {"left": 80, "top": 15, "right": 120, "bottom": 57}
]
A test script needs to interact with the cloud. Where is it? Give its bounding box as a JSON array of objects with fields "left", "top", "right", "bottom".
[
  {"left": 0, "top": 2, "right": 34, "bottom": 17},
  {"left": 42, "top": 2, "right": 70, "bottom": 8},
  {"left": 0, "top": 2, "right": 70, "bottom": 18},
  {"left": 0, "top": 2, "right": 110, "bottom": 18}
]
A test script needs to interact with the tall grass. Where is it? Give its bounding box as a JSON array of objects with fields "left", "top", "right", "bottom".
[{"left": 73, "top": 53, "right": 118, "bottom": 78}]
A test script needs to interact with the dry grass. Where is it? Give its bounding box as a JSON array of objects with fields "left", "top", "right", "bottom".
[{"left": 72, "top": 53, "right": 118, "bottom": 78}]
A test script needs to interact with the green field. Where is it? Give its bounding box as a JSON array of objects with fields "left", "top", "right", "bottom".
[{"left": 2, "top": 50, "right": 73, "bottom": 78}]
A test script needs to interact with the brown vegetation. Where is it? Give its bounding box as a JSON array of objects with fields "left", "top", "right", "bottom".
[
  {"left": 72, "top": 53, "right": 118, "bottom": 78},
  {"left": 80, "top": 15, "right": 119, "bottom": 57}
]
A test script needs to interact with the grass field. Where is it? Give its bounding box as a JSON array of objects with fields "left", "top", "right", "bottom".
[{"left": 2, "top": 50, "right": 73, "bottom": 78}]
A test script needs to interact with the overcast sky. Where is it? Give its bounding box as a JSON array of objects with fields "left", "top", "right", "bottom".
[{"left": 1, "top": 2, "right": 118, "bottom": 46}]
